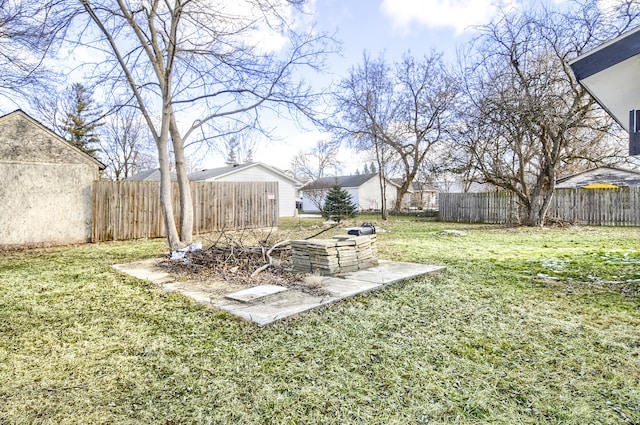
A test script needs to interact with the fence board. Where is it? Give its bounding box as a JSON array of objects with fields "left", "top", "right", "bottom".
[
  {"left": 92, "top": 180, "right": 279, "bottom": 241},
  {"left": 439, "top": 188, "right": 640, "bottom": 226}
]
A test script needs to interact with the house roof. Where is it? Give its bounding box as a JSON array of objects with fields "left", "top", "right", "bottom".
[
  {"left": 128, "top": 162, "right": 299, "bottom": 184},
  {"left": 188, "top": 164, "right": 250, "bottom": 181},
  {"left": 127, "top": 168, "right": 175, "bottom": 181},
  {"left": 556, "top": 166, "right": 640, "bottom": 188},
  {"left": 569, "top": 25, "right": 640, "bottom": 132},
  {"left": 302, "top": 173, "right": 400, "bottom": 190},
  {"left": 0, "top": 109, "right": 106, "bottom": 170},
  {"left": 188, "top": 162, "right": 300, "bottom": 184}
]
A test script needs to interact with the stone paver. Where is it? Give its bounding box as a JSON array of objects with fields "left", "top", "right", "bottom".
[{"left": 225, "top": 285, "right": 288, "bottom": 303}]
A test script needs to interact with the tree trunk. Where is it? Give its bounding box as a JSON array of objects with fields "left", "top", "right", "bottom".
[
  {"left": 156, "top": 130, "right": 182, "bottom": 251},
  {"left": 377, "top": 172, "right": 388, "bottom": 220},
  {"left": 373, "top": 140, "right": 389, "bottom": 220},
  {"left": 169, "top": 121, "right": 193, "bottom": 245},
  {"left": 394, "top": 181, "right": 411, "bottom": 211},
  {"left": 525, "top": 187, "right": 554, "bottom": 227}
]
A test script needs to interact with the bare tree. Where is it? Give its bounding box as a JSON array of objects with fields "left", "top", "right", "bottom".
[
  {"left": 333, "top": 51, "right": 456, "bottom": 213},
  {"left": 290, "top": 138, "right": 341, "bottom": 183},
  {"left": 30, "top": 91, "right": 65, "bottom": 134},
  {"left": 332, "top": 53, "right": 395, "bottom": 219},
  {"left": 0, "top": 0, "right": 57, "bottom": 106},
  {"left": 101, "top": 107, "right": 156, "bottom": 180},
  {"left": 457, "top": 1, "right": 638, "bottom": 226},
  {"left": 368, "top": 136, "right": 397, "bottom": 219},
  {"left": 30, "top": 83, "right": 154, "bottom": 178},
  {"left": 45, "top": 0, "right": 333, "bottom": 250}
]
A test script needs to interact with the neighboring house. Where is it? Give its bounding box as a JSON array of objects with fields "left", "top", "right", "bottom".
[
  {"left": 390, "top": 179, "right": 439, "bottom": 210},
  {"left": 300, "top": 173, "right": 408, "bottom": 212},
  {"left": 190, "top": 163, "right": 300, "bottom": 217},
  {"left": 556, "top": 166, "right": 640, "bottom": 189},
  {"left": 129, "top": 162, "right": 300, "bottom": 217},
  {"left": 0, "top": 109, "right": 104, "bottom": 248},
  {"left": 409, "top": 181, "right": 439, "bottom": 210}
]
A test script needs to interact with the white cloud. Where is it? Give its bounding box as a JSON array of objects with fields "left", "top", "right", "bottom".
[
  {"left": 380, "top": 0, "right": 517, "bottom": 35},
  {"left": 213, "top": 0, "right": 315, "bottom": 54},
  {"left": 596, "top": 0, "right": 629, "bottom": 23},
  {"left": 263, "top": 131, "right": 330, "bottom": 169}
]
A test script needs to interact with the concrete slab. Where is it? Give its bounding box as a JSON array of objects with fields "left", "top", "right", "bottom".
[
  {"left": 321, "top": 277, "right": 382, "bottom": 297},
  {"left": 225, "top": 285, "right": 288, "bottom": 303},
  {"left": 113, "top": 258, "right": 445, "bottom": 327},
  {"left": 113, "top": 259, "right": 174, "bottom": 284},
  {"left": 212, "top": 261, "right": 446, "bottom": 326},
  {"left": 214, "top": 291, "right": 338, "bottom": 326},
  {"left": 178, "top": 289, "right": 213, "bottom": 304},
  {"left": 339, "top": 260, "right": 446, "bottom": 285}
]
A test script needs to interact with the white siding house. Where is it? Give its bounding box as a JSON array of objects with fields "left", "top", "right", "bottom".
[
  {"left": 300, "top": 173, "right": 405, "bottom": 212},
  {"left": 190, "top": 163, "right": 300, "bottom": 217},
  {"left": 130, "top": 162, "right": 300, "bottom": 217}
]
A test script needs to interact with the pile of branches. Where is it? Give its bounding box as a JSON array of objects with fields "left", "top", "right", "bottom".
[
  {"left": 159, "top": 223, "right": 344, "bottom": 293},
  {"left": 159, "top": 229, "right": 308, "bottom": 288}
]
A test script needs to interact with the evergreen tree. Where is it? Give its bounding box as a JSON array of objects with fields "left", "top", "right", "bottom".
[
  {"left": 225, "top": 147, "right": 238, "bottom": 166},
  {"left": 363, "top": 163, "right": 369, "bottom": 174},
  {"left": 370, "top": 162, "right": 377, "bottom": 173},
  {"left": 323, "top": 183, "right": 356, "bottom": 222},
  {"left": 62, "top": 83, "right": 102, "bottom": 157}
]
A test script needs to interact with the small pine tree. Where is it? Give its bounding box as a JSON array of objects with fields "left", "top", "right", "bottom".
[
  {"left": 363, "top": 163, "right": 369, "bottom": 174},
  {"left": 370, "top": 162, "right": 377, "bottom": 173},
  {"left": 62, "top": 83, "right": 102, "bottom": 157},
  {"left": 225, "top": 147, "right": 238, "bottom": 166},
  {"left": 323, "top": 183, "right": 356, "bottom": 222}
]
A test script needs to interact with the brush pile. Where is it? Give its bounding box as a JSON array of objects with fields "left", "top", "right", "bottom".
[{"left": 161, "top": 243, "right": 299, "bottom": 286}]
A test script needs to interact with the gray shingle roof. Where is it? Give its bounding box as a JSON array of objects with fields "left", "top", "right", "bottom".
[
  {"left": 188, "top": 164, "right": 252, "bottom": 181},
  {"left": 556, "top": 166, "right": 640, "bottom": 188},
  {"left": 128, "top": 162, "right": 300, "bottom": 184},
  {"left": 127, "top": 168, "right": 172, "bottom": 181},
  {"left": 301, "top": 173, "right": 382, "bottom": 189}
]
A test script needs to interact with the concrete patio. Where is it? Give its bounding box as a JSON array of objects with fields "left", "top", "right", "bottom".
[{"left": 114, "top": 259, "right": 445, "bottom": 326}]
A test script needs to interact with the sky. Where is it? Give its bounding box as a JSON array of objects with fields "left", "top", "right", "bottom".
[
  {"left": 205, "top": 0, "right": 518, "bottom": 174},
  {"left": 0, "top": 0, "right": 557, "bottom": 176}
]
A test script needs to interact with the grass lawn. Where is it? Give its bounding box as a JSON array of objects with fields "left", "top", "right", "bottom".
[{"left": 1, "top": 217, "right": 639, "bottom": 424}]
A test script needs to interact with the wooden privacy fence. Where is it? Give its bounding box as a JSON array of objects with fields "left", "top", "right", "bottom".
[
  {"left": 439, "top": 191, "right": 517, "bottom": 224},
  {"left": 439, "top": 187, "right": 640, "bottom": 226},
  {"left": 92, "top": 180, "right": 279, "bottom": 241}
]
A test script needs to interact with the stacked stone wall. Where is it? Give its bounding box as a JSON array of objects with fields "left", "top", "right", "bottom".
[{"left": 291, "top": 235, "right": 378, "bottom": 275}]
